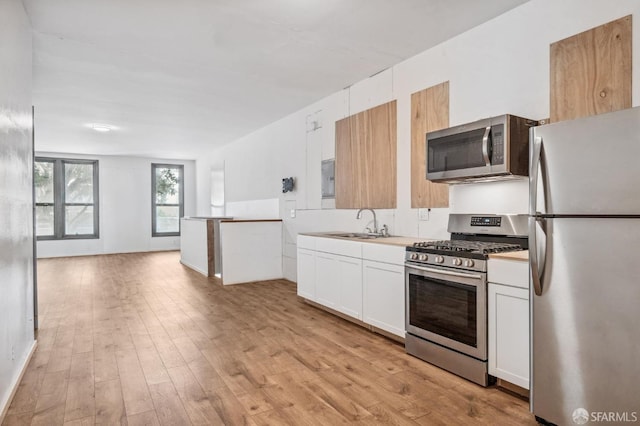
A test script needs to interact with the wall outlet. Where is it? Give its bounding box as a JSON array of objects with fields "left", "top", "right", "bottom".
[
  {"left": 290, "top": 209, "right": 296, "bottom": 218},
  {"left": 418, "top": 208, "right": 430, "bottom": 221},
  {"left": 11, "top": 345, "right": 15, "bottom": 360}
]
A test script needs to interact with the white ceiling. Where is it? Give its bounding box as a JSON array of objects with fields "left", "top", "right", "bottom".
[{"left": 25, "top": 0, "right": 529, "bottom": 160}]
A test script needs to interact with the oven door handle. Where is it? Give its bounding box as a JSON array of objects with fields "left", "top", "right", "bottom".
[{"left": 406, "top": 263, "right": 483, "bottom": 280}]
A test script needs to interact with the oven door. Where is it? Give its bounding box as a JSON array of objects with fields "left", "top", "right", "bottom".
[{"left": 405, "top": 263, "right": 487, "bottom": 360}]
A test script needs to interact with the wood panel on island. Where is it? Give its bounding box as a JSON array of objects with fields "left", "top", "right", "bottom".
[
  {"left": 335, "top": 100, "right": 397, "bottom": 209},
  {"left": 550, "top": 15, "right": 631, "bottom": 123},
  {"left": 411, "top": 81, "right": 450, "bottom": 208}
]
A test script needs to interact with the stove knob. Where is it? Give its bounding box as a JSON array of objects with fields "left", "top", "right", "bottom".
[
  {"left": 452, "top": 258, "right": 462, "bottom": 266},
  {"left": 435, "top": 256, "right": 444, "bottom": 264},
  {"left": 419, "top": 254, "right": 428, "bottom": 261},
  {"left": 410, "top": 253, "right": 418, "bottom": 260},
  {"left": 464, "top": 259, "right": 475, "bottom": 268}
]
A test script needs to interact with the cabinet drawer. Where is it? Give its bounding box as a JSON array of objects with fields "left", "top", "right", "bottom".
[
  {"left": 297, "top": 235, "right": 316, "bottom": 250},
  {"left": 362, "top": 243, "right": 405, "bottom": 265},
  {"left": 315, "top": 237, "right": 362, "bottom": 258},
  {"left": 488, "top": 258, "right": 529, "bottom": 289}
]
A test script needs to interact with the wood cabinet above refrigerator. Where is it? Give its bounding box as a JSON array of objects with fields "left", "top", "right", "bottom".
[{"left": 550, "top": 15, "right": 631, "bottom": 123}]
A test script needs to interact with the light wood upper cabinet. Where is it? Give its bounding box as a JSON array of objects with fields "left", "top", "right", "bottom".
[
  {"left": 335, "top": 117, "right": 359, "bottom": 208},
  {"left": 411, "top": 82, "right": 449, "bottom": 208},
  {"left": 550, "top": 15, "right": 631, "bottom": 123},
  {"left": 335, "top": 101, "right": 397, "bottom": 209}
]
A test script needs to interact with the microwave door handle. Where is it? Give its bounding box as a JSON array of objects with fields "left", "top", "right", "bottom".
[{"left": 481, "top": 126, "right": 491, "bottom": 166}]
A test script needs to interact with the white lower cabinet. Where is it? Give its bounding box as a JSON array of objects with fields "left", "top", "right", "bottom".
[
  {"left": 296, "top": 248, "right": 316, "bottom": 300},
  {"left": 488, "top": 280, "right": 530, "bottom": 389},
  {"left": 363, "top": 260, "right": 405, "bottom": 337},
  {"left": 313, "top": 252, "right": 363, "bottom": 320},
  {"left": 336, "top": 255, "right": 363, "bottom": 319},
  {"left": 315, "top": 253, "right": 341, "bottom": 310},
  {"left": 296, "top": 236, "right": 403, "bottom": 332}
]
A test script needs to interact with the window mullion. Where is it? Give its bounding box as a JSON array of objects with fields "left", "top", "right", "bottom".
[
  {"left": 55, "top": 159, "right": 65, "bottom": 239},
  {"left": 93, "top": 160, "right": 99, "bottom": 238},
  {"left": 179, "top": 168, "right": 184, "bottom": 222}
]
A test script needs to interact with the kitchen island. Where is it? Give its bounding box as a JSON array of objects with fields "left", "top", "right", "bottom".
[
  {"left": 218, "top": 219, "right": 283, "bottom": 285},
  {"left": 180, "top": 216, "right": 232, "bottom": 277},
  {"left": 181, "top": 217, "right": 283, "bottom": 285}
]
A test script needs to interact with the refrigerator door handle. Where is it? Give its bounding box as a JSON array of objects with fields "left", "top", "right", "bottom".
[
  {"left": 529, "top": 136, "right": 542, "bottom": 216},
  {"left": 481, "top": 126, "right": 491, "bottom": 166},
  {"left": 529, "top": 217, "right": 544, "bottom": 296},
  {"left": 529, "top": 136, "right": 544, "bottom": 296}
]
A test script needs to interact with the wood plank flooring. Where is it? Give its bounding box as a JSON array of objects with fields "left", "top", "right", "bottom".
[{"left": 3, "top": 251, "right": 537, "bottom": 425}]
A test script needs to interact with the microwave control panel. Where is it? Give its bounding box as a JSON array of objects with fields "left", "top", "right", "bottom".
[{"left": 491, "top": 124, "right": 504, "bottom": 165}]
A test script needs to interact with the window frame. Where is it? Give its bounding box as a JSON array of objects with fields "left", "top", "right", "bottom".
[
  {"left": 35, "top": 157, "right": 100, "bottom": 240},
  {"left": 151, "top": 163, "right": 184, "bottom": 237}
]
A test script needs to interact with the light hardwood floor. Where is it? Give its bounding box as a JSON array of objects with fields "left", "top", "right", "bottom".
[{"left": 3, "top": 251, "right": 537, "bottom": 425}]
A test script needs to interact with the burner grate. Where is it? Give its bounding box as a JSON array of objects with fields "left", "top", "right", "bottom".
[{"left": 412, "top": 240, "right": 522, "bottom": 255}]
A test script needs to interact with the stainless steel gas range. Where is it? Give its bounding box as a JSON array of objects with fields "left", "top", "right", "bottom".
[{"left": 404, "top": 214, "right": 528, "bottom": 386}]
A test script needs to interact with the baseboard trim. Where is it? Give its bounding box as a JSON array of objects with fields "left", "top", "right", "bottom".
[
  {"left": 0, "top": 340, "right": 37, "bottom": 424},
  {"left": 497, "top": 378, "right": 530, "bottom": 400},
  {"left": 37, "top": 249, "right": 180, "bottom": 260},
  {"left": 179, "top": 260, "right": 208, "bottom": 277}
]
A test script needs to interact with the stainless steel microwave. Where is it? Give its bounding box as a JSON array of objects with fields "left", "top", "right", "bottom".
[{"left": 426, "top": 114, "right": 537, "bottom": 183}]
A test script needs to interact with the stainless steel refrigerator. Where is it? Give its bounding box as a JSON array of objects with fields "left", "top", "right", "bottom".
[{"left": 529, "top": 106, "right": 640, "bottom": 425}]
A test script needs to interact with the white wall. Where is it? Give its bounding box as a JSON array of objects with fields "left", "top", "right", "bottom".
[
  {"left": 0, "top": 0, "right": 35, "bottom": 418},
  {"left": 195, "top": 0, "right": 640, "bottom": 282},
  {"left": 37, "top": 153, "right": 196, "bottom": 258}
]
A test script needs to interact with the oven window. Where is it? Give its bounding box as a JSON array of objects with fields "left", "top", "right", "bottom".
[
  {"left": 428, "top": 128, "right": 487, "bottom": 173},
  {"left": 408, "top": 273, "right": 477, "bottom": 347}
]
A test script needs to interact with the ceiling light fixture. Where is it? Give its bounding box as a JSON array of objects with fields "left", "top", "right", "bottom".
[{"left": 91, "top": 124, "right": 112, "bottom": 132}]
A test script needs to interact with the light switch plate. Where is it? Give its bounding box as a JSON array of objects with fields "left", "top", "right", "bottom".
[
  {"left": 290, "top": 209, "right": 296, "bottom": 218},
  {"left": 418, "top": 208, "right": 430, "bottom": 221}
]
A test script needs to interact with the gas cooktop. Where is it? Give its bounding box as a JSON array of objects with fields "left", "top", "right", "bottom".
[
  {"left": 405, "top": 214, "right": 527, "bottom": 270},
  {"left": 411, "top": 240, "right": 524, "bottom": 256},
  {"left": 406, "top": 240, "right": 525, "bottom": 268}
]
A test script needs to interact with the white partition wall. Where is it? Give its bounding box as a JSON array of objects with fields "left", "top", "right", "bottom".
[
  {"left": 219, "top": 221, "right": 283, "bottom": 285},
  {"left": 179, "top": 218, "right": 209, "bottom": 276},
  {"left": 195, "top": 0, "right": 640, "bottom": 282},
  {"left": 0, "top": 0, "right": 36, "bottom": 420}
]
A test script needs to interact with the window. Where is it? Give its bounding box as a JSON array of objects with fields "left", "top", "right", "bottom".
[
  {"left": 152, "top": 164, "right": 184, "bottom": 236},
  {"left": 34, "top": 158, "right": 99, "bottom": 240}
]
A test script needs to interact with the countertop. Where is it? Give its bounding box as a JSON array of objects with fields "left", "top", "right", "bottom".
[
  {"left": 300, "top": 232, "right": 426, "bottom": 247},
  {"left": 221, "top": 219, "right": 283, "bottom": 223},
  {"left": 300, "top": 232, "right": 530, "bottom": 258},
  {"left": 183, "top": 217, "right": 283, "bottom": 223},
  {"left": 489, "top": 250, "right": 529, "bottom": 261},
  {"left": 182, "top": 216, "right": 233, "bottom": 221}
]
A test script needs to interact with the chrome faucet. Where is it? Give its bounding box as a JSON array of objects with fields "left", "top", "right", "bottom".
[{"left": 356, "top": 208, "right": 377, "bottom": 234}]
